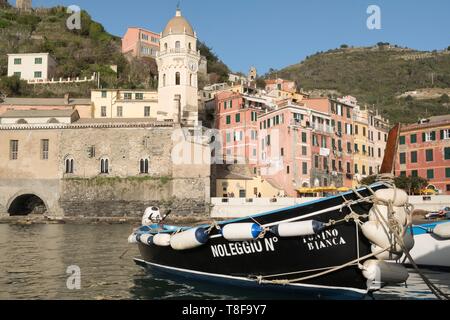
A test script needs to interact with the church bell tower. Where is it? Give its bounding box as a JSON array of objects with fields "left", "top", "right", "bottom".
[{"left": 157, "top": 8, "right": 201, "bottom": 126}]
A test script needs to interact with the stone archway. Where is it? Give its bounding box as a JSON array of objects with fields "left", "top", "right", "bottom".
[{"left": 7, "top": 194, "right": 48, "bottom": 216}]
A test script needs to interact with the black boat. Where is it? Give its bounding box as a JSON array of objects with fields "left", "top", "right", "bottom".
[
  {"left": 130, "top": 181, "right": 414, "bottom": 299},
  {"left": 129, "top": 125, "right": 412, "bottom": 298}
]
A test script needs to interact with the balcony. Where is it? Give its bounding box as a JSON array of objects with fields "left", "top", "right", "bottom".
[
  {"left": 158, "top": 48, "right": 200, "bottom": 56},
  {"left": 311, "top": 123, "right": 334, "bottom": 134}
]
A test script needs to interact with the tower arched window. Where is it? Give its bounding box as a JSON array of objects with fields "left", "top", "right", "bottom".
[
  {"left": 65, "top": 157, "right": 74, "bottom": 174},
  {"left": 175, "top": 41, "right": 181, "bottom": 50},
  {"left": 164, "top": 43, "right": 168, "bottom": 51},
  {"left": 140, "top": 158, "right": 149, "bottom": 174},
  {"left": 175, "top": 72, "right": 180, "bottom": 85},
  {"left": 188, "top": 42, "right": 192, "bottom": 50},
  {"left": 190, "top": 74, "right": 193, "bottom": 86},
  {"left": 100, "top": 158, "right": 109, "bottom": 174},
  {"left": 163, "top": 74, "right": 166, "bottom": 86}
]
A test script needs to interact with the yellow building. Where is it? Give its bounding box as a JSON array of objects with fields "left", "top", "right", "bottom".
[
  {"left": 353, "top": 106, "right": 370, "bottom": 187},
  {"left": 91, "top": 89, "right": 161, "bottom": 120},
  {"left": 214, "top": 165, "right": 284, "bottom": 198}
]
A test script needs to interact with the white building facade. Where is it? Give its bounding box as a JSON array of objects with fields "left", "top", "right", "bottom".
[{"left": 7, "top": 53, "right": 57, "bottom": 81}]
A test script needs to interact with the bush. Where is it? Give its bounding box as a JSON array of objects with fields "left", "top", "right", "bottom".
[
  {"left": 0, "top": 18, "right": 11, "bottom": 28},
  {"left": 0, "top": 75, "right": 29, "bottom": 96},
  {"left": 439, "top": 93, "right": 449, "bottom": 104}
]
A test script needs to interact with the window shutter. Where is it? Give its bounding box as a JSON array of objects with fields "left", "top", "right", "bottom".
[
  {"left": 441, "top": 130, "right": 445, "bottom": 140},
  {"left": 422, "top": 132, "right": 426, "bottom": 142},
  {"left": 431, "top": 131, "right": 436, "bottom": 141}
]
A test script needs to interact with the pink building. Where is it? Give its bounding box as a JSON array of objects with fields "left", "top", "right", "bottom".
[
  {"left": 257, "top": 104, "right": 312, "bottom": 196},
  {"left": 265, "top": 78, "right": 297, "bottom": 93},
  {"left": 303, "top": 98, "right": 355, "bottom": 188},
  {"left": 122, "top": 27, "right": 160, "bottom": 58},
  {"left": 214, "top": 91, "right": 270, "bottom": 166},
  {"left": 395, "top": 115, "right": 450, "bottom": 194}
]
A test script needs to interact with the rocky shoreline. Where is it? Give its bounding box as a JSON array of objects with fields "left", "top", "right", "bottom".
[{"left": 0, "top": 214, "right": 215, "bottom": 226}]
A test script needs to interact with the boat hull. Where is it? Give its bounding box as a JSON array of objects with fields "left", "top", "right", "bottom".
[
  {"left": 135, "top": 185, "right": 388, "bottom": 297},
  {"left": 405, "top": 222, "right": 450, "bottom": 269}
]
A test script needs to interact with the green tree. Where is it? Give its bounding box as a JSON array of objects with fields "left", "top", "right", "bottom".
[
  {"left": 405, "top": 95, "right": 414, "bottom": 103},
  {"left": 255, "top": 77, "right": 266, "bottom": 89},
  {"left": 439, "top": 93, "right": 449, "bottom": 104},
  {"left": 394, "top": 176, "right": 428, "bottom": 195},
  {"left": 0, "top": 75, "right": 29, "bottom": 96}
]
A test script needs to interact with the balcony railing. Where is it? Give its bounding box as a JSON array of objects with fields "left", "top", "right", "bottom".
[
  {"left": 158, "top": 48, "right": 200, "bottom": 56},
  {"left": 311, "top": 123, "right": 334, "bottom": 134}
]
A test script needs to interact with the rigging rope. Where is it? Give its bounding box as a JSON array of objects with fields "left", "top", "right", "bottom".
[{"left": 251, "top": 179, "right": 449, "bottom": 300}]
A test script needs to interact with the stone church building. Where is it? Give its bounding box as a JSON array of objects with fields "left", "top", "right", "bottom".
[{"left": 0, "top": 9, "right": 211, "bottom": 217}]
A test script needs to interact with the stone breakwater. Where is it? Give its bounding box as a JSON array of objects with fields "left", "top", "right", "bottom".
[{"left": 0, "top": 214, "right": 213, "bottom": 226}]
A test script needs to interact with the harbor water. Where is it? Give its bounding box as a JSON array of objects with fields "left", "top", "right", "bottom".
[{"left": 0, "top": 223, "right": 448, "bottom": 300}]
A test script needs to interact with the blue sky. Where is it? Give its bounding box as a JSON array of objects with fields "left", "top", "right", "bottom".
[{"left": 17, "top": 0, "right": 450, "bottom": 74}]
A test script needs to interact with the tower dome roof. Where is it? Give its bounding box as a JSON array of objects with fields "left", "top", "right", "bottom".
[{"left": 162, "top": 9, "right": 195, "bottom": 37}]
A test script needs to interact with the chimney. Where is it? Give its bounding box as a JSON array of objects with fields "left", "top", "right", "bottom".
[{"left": 64, "top": 93, "right": 70, "bottom": 105}]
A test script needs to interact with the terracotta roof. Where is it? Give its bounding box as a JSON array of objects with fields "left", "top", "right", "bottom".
[
  {"left": 0, "top": 109, "right": 77, "bottom": 118},
  {"left": 0, "top": 97, "right": 91, "bottom": 106},
  {"left": 74, "top": 118, "right": 160, "bottom": 124}
]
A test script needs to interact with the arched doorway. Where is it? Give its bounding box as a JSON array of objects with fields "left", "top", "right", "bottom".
[{"left": 8, "top": 194, "right": 47, "bottom": 216}]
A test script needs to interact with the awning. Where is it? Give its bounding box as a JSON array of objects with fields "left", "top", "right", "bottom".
[{"left": 420, "top": 189, "right": 438, "bottom": 195}]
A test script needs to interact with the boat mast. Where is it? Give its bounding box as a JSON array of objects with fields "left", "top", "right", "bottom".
[{"left": 380, "top": 123, "right": 402, "bottom": 175}]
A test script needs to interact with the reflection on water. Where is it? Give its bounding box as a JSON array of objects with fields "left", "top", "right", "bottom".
[{"left": 0, "top": 224, "right": 448, "bottom": 300}]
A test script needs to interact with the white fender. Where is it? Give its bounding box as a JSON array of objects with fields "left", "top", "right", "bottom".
[
  {"left": 139, "top": 233, "right": 154, "bottom": 246},
  {"left": 362, "top": 260, "right": 409, "bottom": 283},
  {"left": 272, "top": 220, "right": 325, "bottom": 238},
  {"left": 369, "top": 205, "right": 407, "bottom": 226},
  {"left": 128, "top": 234, "right": 138, "bottom": 244},
  {"left": 170, "top": 228, "right": 209, "bottom": 251},
  {"left": 433, "top": 223, "right": 450, "bottom": 239},
  {"left": 222, "top": 223, "right": 264, "bottom": 242},
  {"left": 374, "top": 189, "right": 408, "bottom": 207},
  {"left": 153, "top": 233, "right": 171, "bottom": 247},
  {"left": 371, "top": 245, "right": 402, "bottom": 261},
  {"left": 361, "top": 221, "right": 402, "bottom": 252}
]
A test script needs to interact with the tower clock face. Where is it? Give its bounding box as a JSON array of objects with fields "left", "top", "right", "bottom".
[{"left": 188, "top": 60, "right": 198, "bottom": 73}]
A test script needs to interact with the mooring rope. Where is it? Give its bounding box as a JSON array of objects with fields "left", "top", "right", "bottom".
[
  {"left": 257, "top": 246, "right": 391, "bottom": 285},
  {"left": 360, "top": 180, "right": 449, "bottom": 300},
  {"left": 252, "top": 180, "right": 449, "bottom": 300}
]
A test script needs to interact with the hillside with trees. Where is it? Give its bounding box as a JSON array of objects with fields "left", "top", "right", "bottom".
[
  {"left": 0, "top": 6, "right": 230, "bottom": 97},
  {"left": 266, "top": 44, "right": 450, "bottom": 124}
]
